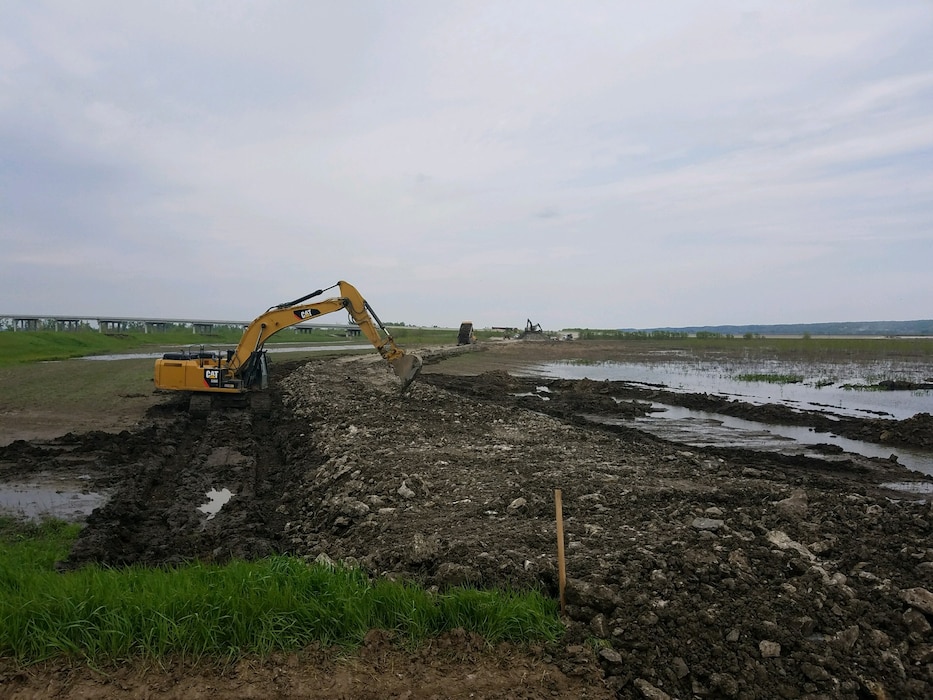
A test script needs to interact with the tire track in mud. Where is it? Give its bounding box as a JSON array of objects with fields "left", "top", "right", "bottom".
[{"left": 63, "top": 388, "right": 324, "bottom": 569}]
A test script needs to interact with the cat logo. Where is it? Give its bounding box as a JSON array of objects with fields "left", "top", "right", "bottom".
[
  {"left": 295, "top": 309, "right": 321, "bottom": 320},
  {"left": 204, "top": 369, "right": 220, "bottom": 380}
]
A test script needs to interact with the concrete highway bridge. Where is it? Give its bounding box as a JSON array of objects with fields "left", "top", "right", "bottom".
[{"left": 0, "top": 314, "right": 360, "bottom": 335}]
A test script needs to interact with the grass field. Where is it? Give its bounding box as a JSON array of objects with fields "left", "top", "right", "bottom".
[
  {"left": 0, "top": 518, "right": 562, "bottom": 662},
  {"left": 0, "top": 327, "right": 467, "bottom": 368},
  {"left": 0, "top": 357, "right": 156, "bottom": 411}
]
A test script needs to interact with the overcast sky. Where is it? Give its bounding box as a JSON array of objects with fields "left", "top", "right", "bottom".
[{"left": 2, "top": 1, "right": 931, "bottom": 330}]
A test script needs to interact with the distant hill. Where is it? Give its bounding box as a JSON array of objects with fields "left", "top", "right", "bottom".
[{"left": 625, "top": 320, "right": 933, "bottom": 337}]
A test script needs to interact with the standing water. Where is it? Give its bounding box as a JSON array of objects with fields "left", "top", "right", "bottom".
[{"left": 518, "top": 358, "right": 933, "bottom": 478}]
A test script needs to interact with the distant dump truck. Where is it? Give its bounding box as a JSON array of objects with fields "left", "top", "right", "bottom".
[{"left": 457, "top": 322, "right": 476, "bottom": 345}]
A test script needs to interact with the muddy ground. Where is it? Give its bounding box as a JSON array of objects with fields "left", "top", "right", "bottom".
[{"left": 1, "top": 340, "right": 932, "bottom": 699}]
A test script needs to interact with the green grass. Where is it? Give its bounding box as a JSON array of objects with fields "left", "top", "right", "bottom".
[
  {"left": 0, "top": 518, "right": 82, "bottom": 569},
  {"left": 0, "top": 518, "right": 562, "bottom": 663},
  {"left": 840, "top": 379, "right": 911, "bottom": 391},
  {"left": 733, "top": 373, "right": 804, "bottom": 384},
  {"left": 0, "top": 331, "right": 139, "bottom": 366}
]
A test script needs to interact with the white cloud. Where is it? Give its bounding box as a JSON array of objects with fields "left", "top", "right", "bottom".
[{"left": 1, "top": 1, "right": 931, "bottom": 328}]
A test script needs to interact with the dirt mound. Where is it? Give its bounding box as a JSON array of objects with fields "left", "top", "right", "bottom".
[
  {"left": 876, "top": 412, "right": 933, "bottom": 449},
  {"left": 274, "top": 358, "right": 932, "bottom": 698}
]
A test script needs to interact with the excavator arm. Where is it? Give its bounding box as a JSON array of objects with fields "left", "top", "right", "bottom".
[
  {"left": 153, "top": 281, "right": 422, "bottom": 395},
  {"left": 227, "top": 280, "right": 421, "bottom": 389}
]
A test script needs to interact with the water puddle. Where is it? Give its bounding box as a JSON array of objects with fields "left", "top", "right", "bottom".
[
  {"left": 0, "top": 475, "right": 109, "bottom": 521},
  {"left": 880, "top": 481, "right": 933, "bottom": 495},
  {"left": 512, "top": 386, "right": 552, "bottom": 400},
  {"left": 198, "top": 488, "right": 234, "bottom": 520}
]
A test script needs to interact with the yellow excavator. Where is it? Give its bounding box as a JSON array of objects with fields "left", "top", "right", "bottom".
[{"left": 154, "top": 280, "right": 422, "bottom": 409}]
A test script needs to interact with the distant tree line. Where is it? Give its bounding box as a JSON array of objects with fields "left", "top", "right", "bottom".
[
  {"left": 636, "top": 320, "right": 933, "bottom": 337},
  {"left": 576, "top": 329, "right": 690, "bottom": 340}
]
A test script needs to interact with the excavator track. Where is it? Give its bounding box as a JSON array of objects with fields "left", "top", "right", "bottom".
[{"left": 187, "top": 392, "right": 269, "bottom": 416}]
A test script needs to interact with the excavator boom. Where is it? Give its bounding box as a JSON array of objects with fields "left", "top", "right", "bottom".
[{"left": 154, "top": 280, "right": 422, "bottom": 396}]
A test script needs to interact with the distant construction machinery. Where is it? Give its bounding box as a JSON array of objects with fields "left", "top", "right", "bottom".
[
  {"left": 461, "top": 318, "right": 548, "bottom": 344},
  {"left": 520, "top": 319, "right": 543, "bottom": 338},
  {"left": 457, "top": 321, "right": 476, "bottom": 345}
]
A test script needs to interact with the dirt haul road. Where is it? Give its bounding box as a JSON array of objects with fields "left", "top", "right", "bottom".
[{"left": 1, "top": 341, "right": 932, "bottom": 699}]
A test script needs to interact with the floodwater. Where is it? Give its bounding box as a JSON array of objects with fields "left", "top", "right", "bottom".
[
  {"left": 518, "top": 358, "right": 933, "bottom": 478},
  {"left": 521, "top": 358, "right": 932, "bottom": 420}
]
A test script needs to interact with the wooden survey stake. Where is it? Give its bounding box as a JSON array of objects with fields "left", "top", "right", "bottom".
[{"left": 555, "top": 488, "right": 566, "bottom": 614}]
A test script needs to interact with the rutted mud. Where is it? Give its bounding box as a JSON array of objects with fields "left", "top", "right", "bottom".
[
  {"left": 1, "top": 343, "right": 932, "bottom": 699},
  {"left": 61, "top": 390, "right": 324, "bottom": 568}
]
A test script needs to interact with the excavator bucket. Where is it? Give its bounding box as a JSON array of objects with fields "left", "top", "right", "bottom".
[{"left": 390, "top": 353, "right": 423, "bottom": 391}]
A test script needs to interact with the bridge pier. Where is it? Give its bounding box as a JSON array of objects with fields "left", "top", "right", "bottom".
[
  {"left": 13, "top": 318, "right": 40, "bottom": 331},
  {"left": 99, "top": 319, "right": 128, "bottom": 333}
]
